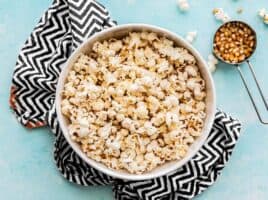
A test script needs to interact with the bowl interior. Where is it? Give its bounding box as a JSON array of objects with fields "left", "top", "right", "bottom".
[{"left": 56, "top": 24, "right": 216, "bottom": 180}]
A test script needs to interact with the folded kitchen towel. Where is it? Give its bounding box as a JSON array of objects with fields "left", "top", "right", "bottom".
[{"left": 9, "top": 0, "right": 242, "bottom": 199}]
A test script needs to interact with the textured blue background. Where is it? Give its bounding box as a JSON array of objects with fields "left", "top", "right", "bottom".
[{"left": 1, "top": 0, "right": 268, "bottom": 199}]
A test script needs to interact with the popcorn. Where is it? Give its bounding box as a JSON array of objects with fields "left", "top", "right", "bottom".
[
  {"left": 85, "top": 82, "right": 101, "bottom": 94},
  {"left": 258, "top": 8, "right": 268, "bottom": 24},
  {"left": 152, "top": 112, "right": 166, "bottom": 126},
  {"left": 177, "top": 0, "right": 190, "bottom": 12},
  {"left": 180, "top": 103, "right": 192, "bottom": 114},
  {"left": 79, "top": 117, "right": 89, "bottom": 127},
  {"left": 163, "top": 95, "right": 179, "bottom": 109},
  {"left": 264, "top": 15, "right": 268, "bottom": 24},
  {"left": 121, "top": 118, "right": 133, "bottom": 130},
  {"left": 136, "top": 102, "right": 149, "bottom": 119},
  {"left": 64, "top": 83, "right": 76, "bottom": 97},
  {"left": 129, "top": 32, "right": 142, "bottom": 48},
  {"left": 109, "top": 40, "right": 123, "bottom": 52},
  {"left": 213, "top": 8, "right": 230, "bottom": 23},
  {"left": 185, "top": 31, "right": 197, "bottom": 44},
  {"left": 120, "top": 151, "right": 135, "bottom": 164},
  {"left": 61, "top": 32, "right": 206, "bottom": 174},
  {"left": 86, "top": 57, "right": 98, "bottom": 73},
  {"left": 157, "top": 59, "right": 170, "bottom": 73},
  {"left": 104, "top": 72, "right": 117, "bottom": 84},
  {"left": 160, "top": 79, "right": 171, "bottom": 90},
  {"left": 207, "top": 54, "right": 218, "bottom": 73},
  {"left": 106, "top": 137, "right": 121, "bottom": 151},
  {"left": 92, "top": 100, "right": 105, "bottom": 111},
  {"left": 146, "top": 140, "right": 159, "bottom": 152},
  {"left": 194, "top": 87, "right": 205, "bottom": 100},
  {"left": 186, "top": 78, "right": 197, "bottom": 90},
  {"left": 129, "top": 83, "right": 140, "bottom": 93},
  {"left": 147, "top": 96, "right": 160, "bottom": 113},
  {"left": 98, "top": 123, "right": 112, "bottom": 139},
  {"left": 196, "top": 101, "right": 206, "bottom": 111},
  {"left": 140, "top": 76, "right": 154, "bottom": 86},
  {"left": 166, "top": 112, "right": 180, "bottom": 126},
  {"left": 144, "top": 121, "right": 158, "bottom": 136},
  {"left": 116, "top": 113, "right": 124, "bottom": 122},
  {"left": 185, "top": 65, "right": 198, "bottom": 76},
  {"left": 115, "top": 87, "right": 125, "bottom": 97},
  {"left": 109, "top": 56, "right": 121, "bottom": 66},
  {"left": 259, "top": 8, "right": 266, "bottom": 18},
  {"left": 112, "top": 101, "right": 122, "bottom": 112}
]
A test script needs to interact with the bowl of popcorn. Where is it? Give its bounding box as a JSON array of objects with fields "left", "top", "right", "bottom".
[{"left": 56, "top": 24, "right": 216, "bottom": 180}]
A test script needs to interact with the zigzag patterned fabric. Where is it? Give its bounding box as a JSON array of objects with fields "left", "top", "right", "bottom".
[{"left": 9, "top": 0, "right": 242, "bottom": 199}]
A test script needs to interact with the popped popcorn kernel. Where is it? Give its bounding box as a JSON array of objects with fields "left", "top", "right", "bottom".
[
  {"left": 213, "top": 8, "right": 230, "bottom": 23},
  {"left": 177, "top": 0, "right": 190, "bottom": 11},
  {"left": 207, "top": 54, "right": 218, "bottom": 73},
  {"left": 258, "top": 8, "right": 268, "bottom": 24},
  {"left": 185, "top": 31, "right": 197, "bottom": 44}
]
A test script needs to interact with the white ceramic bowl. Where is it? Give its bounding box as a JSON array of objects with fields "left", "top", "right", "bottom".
[{"left": 56, "top": 24, "right": 216, "bottom": 181}]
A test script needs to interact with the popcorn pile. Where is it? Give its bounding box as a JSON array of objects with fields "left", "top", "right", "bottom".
[
  {"left": 213, "top": 8, "right": 230, "bottom": 23},
  {"left": 258, "top": 8, "right": 268, "bottom": 24},
  {"left": 61, "top": 32, "right": 206, "bottom": 174},
  {"left": 177, "top": 0, "right": 190, "bottom": 12}
]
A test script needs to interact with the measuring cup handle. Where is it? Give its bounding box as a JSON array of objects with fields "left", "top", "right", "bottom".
[
  {"left": 246, "top": 60, "right": 268, "bottom": 110},
  {"left": 236, "top": 64, "right": 268, "bottom": 124}
]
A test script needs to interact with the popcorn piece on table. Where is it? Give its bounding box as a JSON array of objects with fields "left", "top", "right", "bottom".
[
  {"left": 258, "top": 8, "right": 268, "bottom": 24},
  {"left": 207, "top": 54, "right": 218, "bottom": 73},
  {"left": 259, "top": 8, "right": 266, "bottom": 18},
  {"left": 185, "top": 31, "right": 197, "bottom": 44},
  {"left": 213, "top": 8, "right": 230, "bottom": 23},
  {"left": 177, "top": 0, "right": 190, "bottom": 12}
]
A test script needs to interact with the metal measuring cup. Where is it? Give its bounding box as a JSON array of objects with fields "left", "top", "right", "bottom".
[{"left": 213, "top": 20, "right": 268, "bottom": 124}]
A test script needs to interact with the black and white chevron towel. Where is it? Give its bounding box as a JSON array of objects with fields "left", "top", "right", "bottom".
[{"left": 9, "top": 0, "right": 242, "bottom": 199}]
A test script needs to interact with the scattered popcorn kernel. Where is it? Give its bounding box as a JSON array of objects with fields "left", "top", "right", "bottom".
[
  {"left": 258, "top": 8, "right": 268, "bottom": 24},
  {"left": 207, "top": 54, "right": 218, "bottom": 73},
  {"left": 177, "top": 0, "right": 190, "bottom": 12},
  {"left": 259, "top": 8, "right": 266, "bottom": 18},
  {"left": 185, "top": 31, "right": 197, "bottom": 43},
  {"left": 213, "top": 8, "right": 230, "bottom": 23}
]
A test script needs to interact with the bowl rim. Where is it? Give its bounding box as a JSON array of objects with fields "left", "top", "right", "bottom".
[{"left": 55, "top": 23, "right": 216, "bottom": 181}]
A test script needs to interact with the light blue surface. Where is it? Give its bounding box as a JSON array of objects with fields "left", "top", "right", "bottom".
[{"left": 1, "top": 0, "right": 268, "bottom": 199}]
